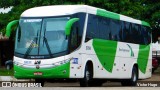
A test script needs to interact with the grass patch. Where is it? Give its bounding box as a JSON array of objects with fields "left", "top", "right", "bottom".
[{"left": 0, "top": 68, "right": 14, "bottom": 76}]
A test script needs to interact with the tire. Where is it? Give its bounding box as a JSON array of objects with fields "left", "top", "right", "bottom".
[
  {"left": 80, "top": 65, "right": 93, "bottom": 87},
  {"left": 121, "top": 66, "right": 138, "bottom": 86},
  {"left": 152, "top": 68, "right": 155, "bottom": 73},
  {"left": 35, "top": 79, "right": 45, "bottom": 87}
]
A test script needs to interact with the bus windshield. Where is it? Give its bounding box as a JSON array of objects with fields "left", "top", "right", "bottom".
[{"left": 15, "top": 17, "right": 70, "bottom": 59}]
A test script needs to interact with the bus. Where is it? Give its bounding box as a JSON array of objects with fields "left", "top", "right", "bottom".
[{"left": 7, "top": 5, "right": 152, "bottom": 86}]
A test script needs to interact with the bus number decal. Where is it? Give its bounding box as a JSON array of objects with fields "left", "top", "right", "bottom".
[{"left": 86, "top": 46, "right": 91, "bottom": 50}]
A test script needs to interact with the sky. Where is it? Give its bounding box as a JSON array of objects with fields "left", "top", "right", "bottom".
[{"left": 0, "top": 7, "right": 13, "bottom": 13}]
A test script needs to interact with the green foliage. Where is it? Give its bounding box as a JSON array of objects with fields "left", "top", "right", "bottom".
[
  {"left": 0, "top": 68, "right": 14, "bottom": 76},
  {"left": 0, "top": 0, "right": 159, "bottom": 41}
]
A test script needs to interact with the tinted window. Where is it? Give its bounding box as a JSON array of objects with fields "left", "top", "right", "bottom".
[
  {"left": 110, "top": 19, "right": 120, "bottom": 41},
  {"left": 132, "top": 24, "right": 140, "bottom": 44},
  {"left": 85, "top": 14, "right": 151, "bottom": 45},
  {"left": 141, "top": 26, "right": 151, "bottom": 45},
  {"left": 98, "top": 17, "right": 111, "bottom": 40},
  {"left": 85, "top": 14, "right": 99, "bottom": 41},
  {"left": 70, "top": 13, "right": 86, "bottom": 52},
  {"left": 123, "top": 22, "right": 130, "bottom": 42}
]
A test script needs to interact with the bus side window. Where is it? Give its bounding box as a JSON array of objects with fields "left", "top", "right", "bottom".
[
  {"left": 85, "top": 22, "right": 92, "bottom": 42},
  {"left": 141, "top": 26, "right": 146, "bottom": 45},
  {"left": 85, "top": 14, "right": 98, "bottom": 42},
  {"left": 98, "top": 17, "right": 110, "bottom": 40},
  {"left": 70, "top": 26, "right": 79, "bottom": 52},
  {"left": 119, "top": 25, "right": 123, "bottom": 41},
  {"left": 123, "top": 22, "right": 130, "bottom": 42},
  {"left": 111, "top": 20, "right": 120, "bottom": 41},
  {"left": 138, "top": 25, "right": 143, "bottom": 45},
  {"left": 147, "top": 27, "right": 151, "bottom": 44}
]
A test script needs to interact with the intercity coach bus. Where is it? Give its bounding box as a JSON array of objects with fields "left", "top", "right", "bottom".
[{"left": 7, "top": 5, "right": 152, "bottom": 86}]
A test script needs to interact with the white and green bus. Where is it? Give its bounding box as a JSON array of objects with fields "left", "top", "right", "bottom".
[{"left": 7, "top": 5, "right": 152, "bottom": 86}]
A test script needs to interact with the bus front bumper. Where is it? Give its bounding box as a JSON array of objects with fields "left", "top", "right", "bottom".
[{"left": 14, "top": 63, "right": 70, "bottom": 79}]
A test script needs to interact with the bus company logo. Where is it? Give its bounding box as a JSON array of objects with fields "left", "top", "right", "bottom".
[
  {"left": 36, "top": 65, "right": 40, "bottom": 69},
  {"left": 127, "top": 44, "right": 134, "bottom": 57},
  {"left": 34, "top": 60, "right": 41, "bottom": 65},
  {"left": 119, "top": 44, "right": 134, "bottom": 57},
  {"left": 119, "top": 48, "right": 129, "bottom": 52}
]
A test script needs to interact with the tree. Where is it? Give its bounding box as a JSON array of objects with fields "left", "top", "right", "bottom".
[{"left": 0, "top": 0, "right": 159, "bottom": 42}]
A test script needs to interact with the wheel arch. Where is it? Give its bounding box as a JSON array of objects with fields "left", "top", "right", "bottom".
[
  {"left": 86, "top": 60, "right": 93, "bottom": 73},
  {"left": 133, "top": 63, "right": 139, "bottom": 79},
  {"left": 82, "top": 60, "right": 94, "bottom": 78}
]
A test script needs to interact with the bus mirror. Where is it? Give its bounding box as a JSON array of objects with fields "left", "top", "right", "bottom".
[
  {"left": 65, "top": 18, "right": 79, "bottom": 36},
  {"left": 6, "top": 20, "right": 19, "bottom": 38}
]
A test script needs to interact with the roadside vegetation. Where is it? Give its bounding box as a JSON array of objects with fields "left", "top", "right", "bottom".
[
  {"left": 0, "top": 0, "right": 160, "bottom": 42},
  {"left": 0, "top": 68, "right": 14, "bottom": 76}
]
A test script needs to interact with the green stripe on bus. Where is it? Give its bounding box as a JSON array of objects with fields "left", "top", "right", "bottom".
[
  {"left": 93, "top": 39, "right": 117, "bottom": 73},
  {"left": 141, "top": 21, "right": 150, "bottom": 27},
  {"left": 14, "top": 62, "right": 70, "bottom": 79},
  {"left": 137, "top": 45, "right": 150, "bottom": 74},
  {"left": 96, "top": 9, "right": 120, "bottom": 20}
]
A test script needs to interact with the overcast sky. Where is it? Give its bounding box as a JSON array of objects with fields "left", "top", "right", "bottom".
[{"left": 0, "top": 7, "right": 13, "bottom": 13}]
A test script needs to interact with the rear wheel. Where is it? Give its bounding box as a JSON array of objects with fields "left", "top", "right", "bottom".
[
  {"left": 152, "top": 68, "right": 157, "bottom": 73},
  {"left": 121, "top": 66, "right": 138, "bottom": 86}
]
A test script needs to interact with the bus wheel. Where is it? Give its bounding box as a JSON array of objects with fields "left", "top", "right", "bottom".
[
  {"left": 80, "top": 65, "right": 93, "bottom": 87},
  {"left": 35, "top": 79, "right": 45, "bottom": 87},
  {"left": 121, "top": 66, "right": 138, "bottom": 86}
]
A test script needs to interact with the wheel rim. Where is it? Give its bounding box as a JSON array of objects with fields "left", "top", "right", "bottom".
[{"left": 86, "top": 70, "right": 90, "bottom": 81}]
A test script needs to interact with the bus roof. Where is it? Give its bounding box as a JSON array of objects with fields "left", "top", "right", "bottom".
[{"left": 21, "top": 5, "right": 150, "bottom": 27}]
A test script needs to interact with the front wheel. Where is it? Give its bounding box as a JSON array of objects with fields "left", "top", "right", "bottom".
[
  {"left": 79, "top": 65, "right": 93, "bottom": 87},
  {"left": 121, "top": 66, "right": 138, "bottom": 86}
]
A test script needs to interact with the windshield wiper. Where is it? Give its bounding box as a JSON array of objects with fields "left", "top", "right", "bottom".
[
  {"left": 24, "top": 37, "right": 37, "bottom": 58},
  {"left": 43, "top": 37, "right": 53, "bottom": 58}
]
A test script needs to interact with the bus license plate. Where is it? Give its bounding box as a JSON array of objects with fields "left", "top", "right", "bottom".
[{"left": 34, "top": 72, "right": 43, "bottom": 75}]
